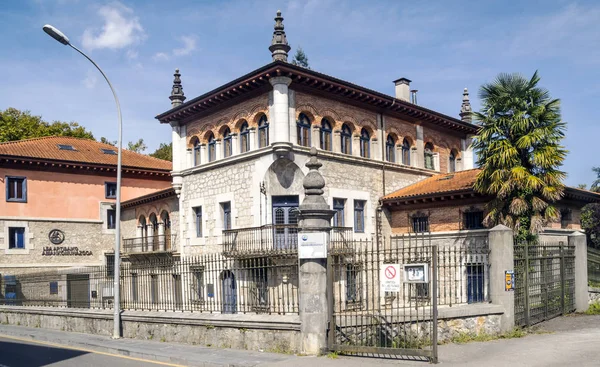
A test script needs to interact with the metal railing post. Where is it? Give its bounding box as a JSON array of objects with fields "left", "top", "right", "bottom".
[
  {"left": 432, "top": 244, "right": 438, "bottom": 364},
  {"left": 560, "top": 245, "right": 566, "bottom": 315},
  {"left": 524, "top": 243, "right": 530, "bottom": 327}
]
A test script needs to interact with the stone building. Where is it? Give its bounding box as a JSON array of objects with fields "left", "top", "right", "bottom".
[
  {"left": 144, "top": 11, "right": 479, "bottom": 261},
  {"left": 0, "top": 136, "right": 172, "bottom": 277}
]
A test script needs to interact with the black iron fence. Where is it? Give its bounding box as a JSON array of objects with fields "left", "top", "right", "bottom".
[
  {"left": 514, "top": 240, "right": 575, "bottom": 327},
  {"left": 0, "top": 254, "right": 298, "bottom": 315},
  {"left": 588, "top": 247, "right": 600, "bottom": 287},
  {"left": 223, "top": 225, "right": 353, "bottom": 256},
  {"left": 123, "top": 234, "right": 177, "bottom": 253},
  {"left": 389, "top": 234, "right": 490, "bottom": 306}
]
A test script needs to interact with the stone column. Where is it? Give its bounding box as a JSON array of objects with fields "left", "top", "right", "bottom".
[
  {"left": 569, "top": 232, "right": 588, "bottom": 312},
  {"left": 170, "top": 122, "right": 182, "bottom": 172},
  {"left": 249, "top": 127, "right": 257, "bottom": 151},
  {"left": 488, "top": 225, "right": 515, "bottom": 333},
  {"left": 215, "top": 139, "right": 223, "bottom": 160},
  {"left": 415, "top": 125, "right": 424, "bottom": 168},
  {"left": 352, "top": 134, "right": 360, "bottom": 156},
  {"left": 332, "top": 130, "right": 341, "bottom": 153},
  {"left": 200, "top": 144, "right": 207, "bottom": 165},
  {"left": 461, "top": 135, "right": 474, "bottom": 170},
  {"left": 146, "top": 224, "right": 154, "bottom": 252},
  {"left": 410, "top": 147, "right": 418, "bottom": 167},
  {"left": 269, "top": 77, "right": 292, "bottom": 144},
  {"left": 231, "top": 133, "right": 239, "bottom": 156},
  {"left": 135, "top": 225, "right": 143, "bottom": 252},
  {"left": 371, "top": 138, "right": 380, "bottom": 160},
  {"left": 186, "top": 149, "right": 192, "bottom": 169},
  {"left": 288, "top": 89, "right": 297, "bottom": 146},
  {"left": 297, "top": 147, "right": 335, "bottom": 355},
  {"left": 433, "top": 152, "right": 440, "bottom": 172},
  {"left": 312, "top": 125, "right": 320, "bottom": 149},
  {"left": 158, "top": 222, "right": 165, "bottom": 251}
]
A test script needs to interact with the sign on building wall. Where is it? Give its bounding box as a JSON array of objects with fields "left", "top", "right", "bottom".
[
  {"left": 505, "top": 270, "right": 515, "bottom": 291},
  {"left": 298, "top": 232, "right": 327, "bottom": 259},
  {"left": 380, "top": 264, "right": 401, "bottom": 292},
  {"left": 403, "top": 263, "right": 429, "bottom": 283}
]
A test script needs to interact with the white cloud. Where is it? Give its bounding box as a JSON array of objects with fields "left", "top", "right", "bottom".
[
  {"left": 152, "top": 52, "right": 169, "bottom": 61},
  {"left": 126, "top": 49, "right": 138, "bottom": 60},
  {"left": 173, "top": 36, "right": 196, "bottom": 56},
  {"left": 82, "top": 2, "right": 146, "bottom": 51},
  {"left": 82, "top": 70, "right": 97, "bottom": 89}
]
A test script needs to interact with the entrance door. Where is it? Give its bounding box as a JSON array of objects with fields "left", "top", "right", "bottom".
[
  {"left": 221, "top": 271, "right": 237, "bottom": 314},
  {"left": 67, "top": 274, "right": 90, "bottom": 308},
  {"left": 272, "top": 196, "right": 299, "bottom": 250}
]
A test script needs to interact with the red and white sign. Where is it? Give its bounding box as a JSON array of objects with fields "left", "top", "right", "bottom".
[{"left": 380, "top": 264, "right": 401, "bottom": 292}]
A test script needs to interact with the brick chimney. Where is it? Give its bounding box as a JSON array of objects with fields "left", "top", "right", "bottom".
[{"left": 393, "top": 77, "right": 411, "bottom": 101}]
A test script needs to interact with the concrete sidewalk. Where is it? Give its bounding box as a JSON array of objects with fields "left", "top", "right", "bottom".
[{"left": 1, "top": 315, "right": 600, "bottom": 366}]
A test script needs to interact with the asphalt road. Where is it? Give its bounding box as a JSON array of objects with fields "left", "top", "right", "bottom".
[{"left": 0, "top": 336, "right": 183, "bottom": 367}]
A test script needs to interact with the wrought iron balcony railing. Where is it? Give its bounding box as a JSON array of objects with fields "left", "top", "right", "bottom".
[
  {"left": 122, "top": 234, "right": 177, "bottom": 254},
  {"left": 222, "top": 225, "right": 353, "bottom": 256}
]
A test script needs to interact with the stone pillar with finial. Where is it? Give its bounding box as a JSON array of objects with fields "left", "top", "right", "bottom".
[
  {"left": 297, "top": 147, "right": 335, "bottom": 355},
  {"left": 459, "top": 88, "right": 474, "bottom": 170},
  {"left": 269, "top": 10, "right": 291, "bottom": 62}
]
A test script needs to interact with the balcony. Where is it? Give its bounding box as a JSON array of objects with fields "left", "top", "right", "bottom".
[
  {"left": 122, "top": 234, "right": 177, "bottom": 255},
  {"left": 222, "top": 225, "right": 353, "bottom": 257}
]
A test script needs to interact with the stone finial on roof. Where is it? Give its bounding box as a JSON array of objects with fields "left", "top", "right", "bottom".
[
  {"left": 169, "top": 68, "right": 186, "bottom": 108},
  {"left": 460, "top": 87, "right": 472, "bottom": 123},
  {"left": 269, "top": 10, "right": 291, "bottom": 62}
]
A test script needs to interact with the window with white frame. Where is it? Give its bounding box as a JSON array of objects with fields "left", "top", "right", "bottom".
[
  {"left": 333, "top": 198, "right": 346, "bottom": 227},
  {"left": 193, "top": 206, "right": 202, "bottom": 237},
  {"left": 6, "top": 176, "right": 26, "bottom": 202},
  {"left": 221, "top": 202, "right": 232, "bottom": 230},
  {"left": 8, "top": 227, "right": 25, "bottom": 249}
]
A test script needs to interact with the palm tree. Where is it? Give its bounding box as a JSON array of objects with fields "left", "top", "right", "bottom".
[{"left": 472, "top": 71, "right": 567, "bottom": 240}]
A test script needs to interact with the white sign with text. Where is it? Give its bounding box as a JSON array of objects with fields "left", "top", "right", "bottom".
[
  {"left": 298, "top": 232, "right": 327, "bottom": 259},
  {"left": 380, "top": 264, "right": 401, "bottom": 292}
]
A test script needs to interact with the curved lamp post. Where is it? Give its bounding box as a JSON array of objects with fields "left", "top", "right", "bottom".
[{"left": 43, "top": 24, "right": 123, "bottom": 339}]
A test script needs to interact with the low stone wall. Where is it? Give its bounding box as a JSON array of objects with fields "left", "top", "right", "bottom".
[
  {"left": 0, "top": 306, "right": 301, "bottom": 353},
  {"left": 589, "top": 287, "right": 600, "bottom": 304}
]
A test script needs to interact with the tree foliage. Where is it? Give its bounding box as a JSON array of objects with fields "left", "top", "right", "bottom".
[
  {"left": 582, "top": 203, "right": 600, "bottom": 249},
  {"left": 0, "top": 108, "right": 95, "bottom": 142},
  {"left": 591, "top": 167, "right": 600, "bottom": 193},
  {"left": 150, "top": 142, "right": 172, "bottom": 162},
  {"left": 100, "top": 137, "right": 117, "bottom": 146},
  {"left": 291, "top": 46, "right": 310, "bottom": 69},
  {"left": 472, "top": 71, "right": 567, "bottom": 241},
  {"left": 127, "top": 138, "right": 147, "bottom": 153}
]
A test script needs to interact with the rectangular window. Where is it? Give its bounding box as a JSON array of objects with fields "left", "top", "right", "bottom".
[
  {"left": 333, "top": 198, "right": 346, "bottom": 227},
  {"left": 467, "top": 264, "right": 485, "bottom": 303},
  {"left": 194, "top": 206, "right": 202, "bottom": 237},
  {"left": 353, "top": 200, "right": 365, "bottom": 233},
  {"left": 413, "top": 283, "right": 430, "bottom": 299},
  {"left": 221, "top": 202, "right": 232, "bottom": 230},
  {"left": 346, "top": 264, "right": 359, "bottom": 303},
  {"left": 150, "top": 274, "right": 159, "bottom": 305},
  {"left": 131, "top": 273, "right": 138, "bottom": 302},
  {"left": 173, "top": 274, "right": 183, "bottom": 308},
  {"left": 6, "top": 176, "right": 26, "bottom": 202},
  {"left": 192, "top": 267, "right": 205, "bottom": 302},
  {"left": 105, "top": 254, "right": 115, "bottom": 277},
  {"left": 8, "top": 227, "right": 25, "bottom": 249},
  {"left": 105, "top": 182, "right": 117, "bottom": 199},
  {"left": 49, "top": 281, "right": 58, "bottom": 295},
  {"left": 412, "top": 216, "right": 429, "bottom": 233},
  {"left": 464, "top": 211, "right": 484, "bottom": 230},
  {"left": 107, "top": 209, "right": 116, "bottom": 229}
]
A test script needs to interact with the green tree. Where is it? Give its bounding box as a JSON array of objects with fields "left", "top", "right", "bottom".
[
  {"left": 100, "top": 137, "right": 117, "bottom": 146},
  {"left": 127, "top": 138, "right": 147, "bottom": 153},
  {"left": 0, "top": 108, "right": 94, "bottom": 142},
  {"left": 291, "top": 46, "right": 310, "bottom": 69},
  {"left": 591, "top": 167, "right": 600, "bottom": 192},
  {"left": 577, "top": 183, "right": 588, "bottom": 190},
  {"left": 472, "top": 71, "right": 567, "bottom": 241},
  {"left": 150, "top": 142, "right": 172, "bottom": 161},
  {"left": 582, "top": 203, "right": 600, "bottom": 249}
]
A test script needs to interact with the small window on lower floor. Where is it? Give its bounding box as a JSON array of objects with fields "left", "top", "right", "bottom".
[
  {"left": 412, "top": 283, "right": 430, "bottom": 299},
  {"left": 412, "top": 216, "right": 429, "bottom": 233},
  {"left": 49, "top": 281, "right": 58, "bottom": 295},
  {"left": 464, "top": 211, "right": 484, "bottom": 230},
  {"left": 467, "top": 264, "right": 485, "bottom": 303},
  {"left": 8, "top": 227, "right": 25, "bottom": 249}
]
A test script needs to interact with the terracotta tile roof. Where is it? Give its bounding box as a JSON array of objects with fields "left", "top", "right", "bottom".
[
  {"left": 121, "top": 187, "right": 176, "bottom": 208},
  {"left": 383, "top": 169, "right": 481, "bottom": 200},
  {"left": 0, "top": 136, "right": 171, "bottom": 171}
]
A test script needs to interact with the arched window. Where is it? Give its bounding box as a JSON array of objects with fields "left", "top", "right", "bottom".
[
  {"left": 424, "top": 142, "right": 434, "bottom": 170},
  {"left": 320, "top": 118, "right": 332, "bottom": 151},
  {"left": 449, "top": 150, "right": 456, "bottom": 173},
  {"left": 223, "top": 127, "right": 232, "bottom": 158},
  {"left": 207, "top": 133, "right": 216, "bottom": 162},
  {"left": 385, "top": 135, "right": 395, "bottom": 162},
  {"left": 297, "top": 113, "right": 311, "bottom": 147},
  {"left": 193, "top": 138, "right": 201, "bottom": 166},
  {"left": 240, "top": 122, "right": 249, "bottom": 153},
  {"left": 402, "top": 138, "right": 411, "bottom": 165},
  {"left": 360, "top": 128, "right": 370, "bottom": 158},
  {"left": 258, "top": 115, "right": 269, "bottom": 148},
  {"left": 341, "top": 124, "right": 352, "bottom": 154}
]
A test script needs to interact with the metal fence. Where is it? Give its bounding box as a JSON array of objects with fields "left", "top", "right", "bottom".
[
  {"left": 0, "top": 254, "right": 299, "bottom": 315},
  {"left": 588, "top": 247, "right": 600, "bottom": 287},
  {"left": 514, "top": 241, "right": 575, "bottom": 327}
]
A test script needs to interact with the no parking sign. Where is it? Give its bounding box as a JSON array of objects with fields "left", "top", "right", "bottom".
[{"left": 380, "top": 264, "right": 401, "bottom": 292}]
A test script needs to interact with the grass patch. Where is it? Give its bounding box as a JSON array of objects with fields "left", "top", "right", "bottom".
[
  {"left": 585, "top": 301, "right": 600, "bottom": 315},
  {"left": 445, "top": 327, "right": 544, "bottom": 345},
  {"left": 588, "top": 280, "right": 600, "bottom": 288},
  {"left": 327, "top": 351, "right": 339, "bottom": 359}
]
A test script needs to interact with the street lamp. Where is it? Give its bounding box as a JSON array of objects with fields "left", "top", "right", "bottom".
[{"left": 43, "top": 24, "right": 123, "bottom": 339}]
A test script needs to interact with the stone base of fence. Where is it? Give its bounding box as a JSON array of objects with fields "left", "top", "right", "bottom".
[
  {"left": 0, "top": 306, "right": 301, "bottom": 353},
  {"left": 589, "top": 287, "right": 600, "bottom": 304}
]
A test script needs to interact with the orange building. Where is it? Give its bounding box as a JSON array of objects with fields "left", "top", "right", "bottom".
[{"left": 0, "top": 136, "right": 171, "bottom": 273}]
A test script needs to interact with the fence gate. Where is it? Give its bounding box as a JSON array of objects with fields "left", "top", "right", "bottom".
[
  {"left": 514, "top": 241, "right": 575, "bottom": 327},
  {"left": 327, "top": 235, "right": 438, "bottom": 362}
]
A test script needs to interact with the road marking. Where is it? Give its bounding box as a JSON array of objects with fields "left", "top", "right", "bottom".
[{"left": 0, "top": 334, "right": 186, "bottom": 367}]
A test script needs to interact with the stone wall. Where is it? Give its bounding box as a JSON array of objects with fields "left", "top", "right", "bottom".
[
  {"left": 589, "top": 287, "right": 600, "bottom": 304},
  {"left": 0, "top": 306, "right": 301, "bottom": 353}
]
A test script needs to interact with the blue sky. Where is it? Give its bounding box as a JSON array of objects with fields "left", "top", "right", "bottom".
[{"left": 0, "top": 0, "right": 598, "bottom": 187}]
